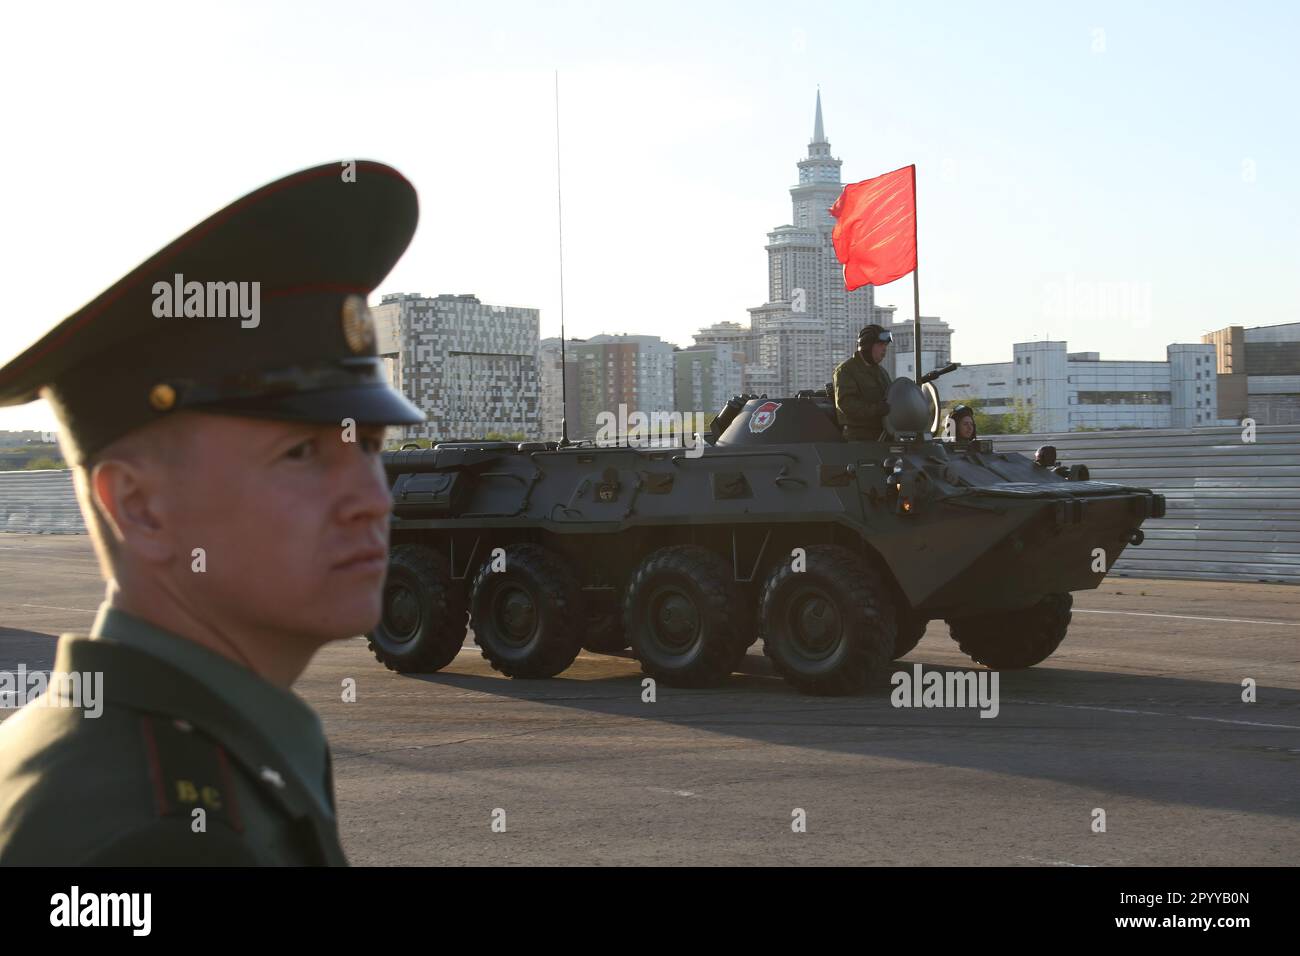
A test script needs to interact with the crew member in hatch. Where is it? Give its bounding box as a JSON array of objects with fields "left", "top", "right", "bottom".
[
  {"left": 945, "top": 404, "right": 978, "bottom": 441},
  {"left": 833, "top": 325, "right": 894, "bottom": 440}
]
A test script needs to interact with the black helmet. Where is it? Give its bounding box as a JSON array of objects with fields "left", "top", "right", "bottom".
[
  {"left": 946, "top": 404, "right": 977, "bottom": 440},
  {"left": 857, "top": 324, "right": 893, "bottom": 347}
]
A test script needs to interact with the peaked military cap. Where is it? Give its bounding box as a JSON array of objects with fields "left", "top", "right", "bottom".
[{"left": 0, "top": 160, "right": 425, "bottom": 465}]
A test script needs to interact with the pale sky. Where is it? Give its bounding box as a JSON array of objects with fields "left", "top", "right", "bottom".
[{"left": 2, "top": 0, "right": 1296, "bottom": 431}]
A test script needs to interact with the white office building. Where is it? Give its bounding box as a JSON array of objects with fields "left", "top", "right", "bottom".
[{"left": 944, "top": 340, "right": 1221, "bottom": 431}]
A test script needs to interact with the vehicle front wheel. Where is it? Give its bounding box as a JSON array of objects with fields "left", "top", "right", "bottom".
[{"left": 947, "top": 593, "right": 1073, "bottom": 668}]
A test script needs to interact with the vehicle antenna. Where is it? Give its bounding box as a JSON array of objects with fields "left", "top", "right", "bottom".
[{"left": 555, "top": 69, "right": 571, "bottom": 447}]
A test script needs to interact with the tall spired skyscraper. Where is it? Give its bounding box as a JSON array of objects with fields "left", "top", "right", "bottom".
[{"left": 745, "top": 92, "right": 877, "bottom": 395}]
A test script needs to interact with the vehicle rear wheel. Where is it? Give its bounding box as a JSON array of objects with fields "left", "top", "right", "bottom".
[
  {"left": 624, "top": 545, "right": 750, "bottom": 687},
  {"left": 368, "top": 544, "right": 468, "bottom": 673},
  {"left": 759, "top": 545, "right": 897, "bottom": 695},
  {"left": 470, "top": 543, "right": 584, "bottom": 678},
  {"left": 947, "top": 593, "right": 1073, "bottom": 668}
]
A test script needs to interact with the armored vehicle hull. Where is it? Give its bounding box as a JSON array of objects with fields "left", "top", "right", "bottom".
[{"left": 370, "top": 388, "right": 1164, "bottom": 694}]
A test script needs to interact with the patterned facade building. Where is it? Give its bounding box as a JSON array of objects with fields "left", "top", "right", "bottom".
[{"left": 373, "top": 292, "right": 540, "bottom": 441}]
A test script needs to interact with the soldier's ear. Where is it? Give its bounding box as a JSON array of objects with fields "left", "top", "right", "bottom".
[{"left": 89, "top": 457, "right": 175, "bottom": 565}]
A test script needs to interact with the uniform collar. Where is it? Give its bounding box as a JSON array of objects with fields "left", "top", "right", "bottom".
[{"left": 89, "top": 604, "right": 332, "bottom": 815}]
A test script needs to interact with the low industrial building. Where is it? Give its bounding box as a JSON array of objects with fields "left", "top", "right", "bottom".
[
  {"left": 943, "top": 340, "right": 1221, "bottom": 431},
  {"left": 1203, "top": 321, "right": 1300, "bottom": 425}
]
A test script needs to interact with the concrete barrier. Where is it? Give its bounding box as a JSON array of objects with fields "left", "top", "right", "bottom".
[
  {"left": 991, "top": 423, "right": 1300, "bottom": 584},
  {"left": 0, "top": 469, "right": 84, "bottom": 533}
]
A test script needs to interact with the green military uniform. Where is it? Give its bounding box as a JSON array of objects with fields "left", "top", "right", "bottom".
[
  {"left": 0, "top": 607, "right": 344, "bottom": 865},
  {"left": 0, "top": 161, "right": 425, "bottom": 865},
  {"left": 834, "top": 353, "right": 893, "bottom": 440}
]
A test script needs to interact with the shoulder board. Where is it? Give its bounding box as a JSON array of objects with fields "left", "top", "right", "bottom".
[{"left": 138, "top": 715, "right": 243, "bottom": 834}]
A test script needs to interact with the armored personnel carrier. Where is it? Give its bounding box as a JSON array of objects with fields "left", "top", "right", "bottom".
[{"left": 367, "top": 375, "right": 1164, "bottom": 694}]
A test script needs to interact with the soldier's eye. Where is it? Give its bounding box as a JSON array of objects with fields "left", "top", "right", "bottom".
[
  {"left": 360, "top": 436, "right": 382, "bottom": 454},
  {"left": 284, "top": 438, "right": 317, "bottom": 461}
]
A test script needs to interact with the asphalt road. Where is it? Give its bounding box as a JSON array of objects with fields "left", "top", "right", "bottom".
[{"left": 2, "top": 533, "right": 1297, "bottom": 866}]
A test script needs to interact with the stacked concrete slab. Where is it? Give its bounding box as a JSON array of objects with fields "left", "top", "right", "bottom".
[
  {"left": 0, "top": 470, "right": 83, "bottom": 533},
  {"left": 995, "top": 424, "right": 1300, "bottom": 583}
]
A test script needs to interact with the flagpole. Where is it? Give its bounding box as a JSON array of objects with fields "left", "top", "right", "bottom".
[
  {"left": 912, "top": 268, "right": 922, "bottom": 380},
  {"left": 911, "top": 164, "right": 922, "bottom": 382}
]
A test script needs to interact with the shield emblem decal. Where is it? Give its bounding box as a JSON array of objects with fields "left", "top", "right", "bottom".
[{"left": 749, "top": 400, "right": 782, "bottom": 433}]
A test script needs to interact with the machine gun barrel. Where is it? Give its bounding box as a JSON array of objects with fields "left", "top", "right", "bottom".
[{"left": 919, "top": 361, "right": 961, "bottom": 385}]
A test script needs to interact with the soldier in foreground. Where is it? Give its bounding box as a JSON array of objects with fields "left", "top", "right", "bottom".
[
  {"left": 833, "top": 324, "right": 894, "bottom": 440},
  {"left": 0, "top": 161, "right": 424, "bottom": 864}
]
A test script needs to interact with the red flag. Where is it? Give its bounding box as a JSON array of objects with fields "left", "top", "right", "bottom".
[{"left": 829, "top": 164, "right": 917, "bottom": 290}]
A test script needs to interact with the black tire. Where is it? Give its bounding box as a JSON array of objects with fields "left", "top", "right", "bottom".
[
  {"left": 624, "top": 546, "right": 751, "bottom": 687},
  {"left": 759, "top": 545, "right": 897, "bottom": 695},
  {"left": 947, "top": 593, "right": 1073, "bottom": 669},
  {"left": 368, "top": 544, "right": 468, "bottom": 673},
  {"left": 894, "top": 607, "right": 927, "bottom": 659},
  {"left": 581, "top": 602, "right": 629, "bottom": 653},
  {"left": 470, "top": 543, "right": 584, "bottom": 678}
]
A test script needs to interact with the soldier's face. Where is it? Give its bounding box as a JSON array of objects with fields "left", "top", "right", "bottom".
[
  {"left": 871, "top": 341, "right": 888, "bottom": 364},
  {"left": 161, "top": 414, "right": 393, "bottom": 645},
  {"left": 957, "top": 416, "right": 975, "bottom": 440}
]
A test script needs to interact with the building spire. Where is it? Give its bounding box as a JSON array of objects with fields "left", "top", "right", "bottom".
[{"left": 812, "top": 88, "right": 825, "bottom": 144}]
